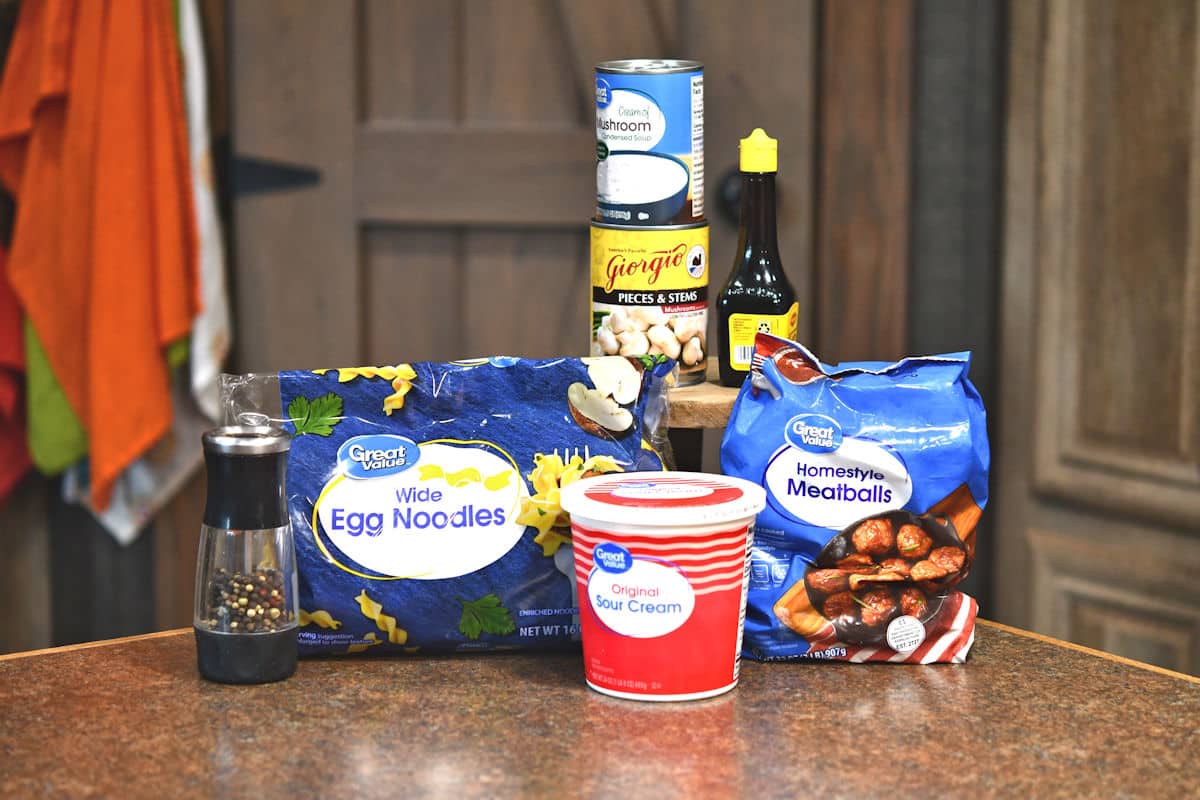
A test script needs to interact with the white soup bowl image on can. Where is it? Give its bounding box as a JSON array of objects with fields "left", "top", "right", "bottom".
[
  {"left": 559, "top": 472, "right": 766, "bottom": 701},
  {"left": 597, "top": 151, "right": 691, "bottom": 227},
  {"left": 595, "top": 59, "right": 703, "bottom": 226}
]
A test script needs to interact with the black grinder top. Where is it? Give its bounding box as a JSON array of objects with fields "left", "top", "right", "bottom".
[{"left": 201, "top": 425, "right": 291, "bottom": 530}]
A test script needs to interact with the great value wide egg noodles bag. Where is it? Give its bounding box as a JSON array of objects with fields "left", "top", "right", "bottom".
[
  {"left": 221, "top": 355, "right": 673, "bottom": 655},
  {"left": 720, "top": 335, "right": 988, "bottom": 664}
]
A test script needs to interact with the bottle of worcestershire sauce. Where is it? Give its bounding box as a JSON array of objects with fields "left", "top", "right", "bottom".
[{"left": 715, "top": 128, "right": 799, "bottom": 387}]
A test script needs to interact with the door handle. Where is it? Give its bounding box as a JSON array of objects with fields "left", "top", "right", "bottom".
[
  {"left": 232, "top": 155, "right": 322, "bottom": 197},
  {"left": 717, "top": 167, "right": 740, "bottom": 226},
  {"left": 716, "top": 167, "right": 783, "bottom": 226}
]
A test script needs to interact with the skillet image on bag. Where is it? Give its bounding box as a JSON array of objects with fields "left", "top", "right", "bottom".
[{"left": 798, "top": 510, "right": 970, "bottom": 646}]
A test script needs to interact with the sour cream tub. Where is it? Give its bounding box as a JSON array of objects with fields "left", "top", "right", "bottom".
[{"left": 560, "top": 472, "right": 766, "bottom": 701}]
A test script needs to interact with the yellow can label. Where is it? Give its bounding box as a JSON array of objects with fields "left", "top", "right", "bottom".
[
  {"left": 590, "top": 224, "right": 708, "bottom": 384},
  {"left": 727, "top": 304, "right": 799, "bottom": 369},
  {"left": 591, "top": 224, "right": 708, "bottom": 298}
]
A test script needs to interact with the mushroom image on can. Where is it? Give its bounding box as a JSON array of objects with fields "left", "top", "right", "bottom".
[
  {"left": 595, "top": 59, "right": 703, "bottom": 226},
  {"left": 590, "top": 222, "right": 709, "bottom": 386}
]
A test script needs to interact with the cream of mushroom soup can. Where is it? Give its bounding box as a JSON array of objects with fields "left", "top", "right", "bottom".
[
  {"left": 591, "top": 221, "right": 708, "bottom": 386},
  {"left": 595, "top": 59, "right": 704, "bottom": 226}
]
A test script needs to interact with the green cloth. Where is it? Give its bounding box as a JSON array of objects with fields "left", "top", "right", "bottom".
[
  {"left": 166, "top": 335, "right": 189, "bottom": 370},
  {"left": 24, "top": 319, "right": 87, "bottom": 475},
  {"left": 24, "top": 324, "right": 189, "bottom": 475}
]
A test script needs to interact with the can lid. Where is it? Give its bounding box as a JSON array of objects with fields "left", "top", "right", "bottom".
[
  {"left": 739, "top": 128, "right": 778, "bottom": 173},
  {"left": 596, "top": 59, "right": 703, "bottom": 74},
  {"left": 202, "top": 425, "right": 291, "bottom": 456},
  {"left": 560, "top": 472, "right": 766, "bottom": 527}
]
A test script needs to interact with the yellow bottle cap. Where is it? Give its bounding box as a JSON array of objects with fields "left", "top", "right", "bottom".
[{"left": 739, "top": 128, "right": 777, "bottom": 172}]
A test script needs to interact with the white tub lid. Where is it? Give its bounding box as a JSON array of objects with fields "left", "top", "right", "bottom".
[{"left": 559, "top": 471, "right": 766, "bottom": 527}]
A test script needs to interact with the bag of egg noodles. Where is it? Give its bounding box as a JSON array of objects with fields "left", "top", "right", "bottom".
[
  {"left": 221, "top": 355, "right": 673, "bottom": 655},
  {"left": 720, "top": 334, "right": 989, "bottom": 663}
]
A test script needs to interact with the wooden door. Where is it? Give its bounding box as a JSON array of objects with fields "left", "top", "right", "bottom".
[
  {"left": 996, "top": 0, "right": 1200, "bottom": 674},
  {"left": 230, "top": 0, "right": 814, "bottom": 373}
]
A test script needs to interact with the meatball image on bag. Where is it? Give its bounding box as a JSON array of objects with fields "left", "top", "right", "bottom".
[
  {"left": 721, "top": 334, "right": 988, "bottom": 664},
  {"left": 797, "top": 509, "right": 968, "bottom": 648}
]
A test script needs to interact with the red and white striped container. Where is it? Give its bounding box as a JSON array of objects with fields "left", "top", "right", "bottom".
[{"left": 560, "top": 472, "right": 766, "bottom": 701}]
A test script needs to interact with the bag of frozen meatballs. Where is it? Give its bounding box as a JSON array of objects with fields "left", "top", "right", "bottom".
[{"left": 721, "top": 334, "right": 989, "bottom": 663}]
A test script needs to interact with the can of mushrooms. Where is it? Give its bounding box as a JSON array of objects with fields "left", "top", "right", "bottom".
[{"left": 590, "top": 221, "right": 708, "bottom": 386}]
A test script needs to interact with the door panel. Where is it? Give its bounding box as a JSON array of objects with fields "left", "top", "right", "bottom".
[
  {"left": 462, "top": 3, "right": 578, "bottom": 124},
  {"left": 1028, "top": 516, "right": 1200, "bottom": 675},
  {"left": 232, "top": 1, "right": 671, "bottom": 368},
  {"left": 356, "top": 128, "right": 593, "bottom": 226},
  {"left": 232, "top": 0, "right": 815, "bottom": 374},
  {"left": 232, "top": 4, "right": 358, "bottom": 370},
  {"left": 462, "top": 230, "right": 590, "bottom": 359},
  {"left": 997, "top": 0, "right": 1200, "bottom": 674},
  {"left": 813, "top": 0, "right": 912, "bottom": 363},
  {"left": 361, "top": 1, "right": 457, "bottom": 124},
  {"left": 1033, "top": 0, "right": 1200, "bottom": 527},
  {"left": 363, "top": 229, "right": 463, "bottom": 363}
]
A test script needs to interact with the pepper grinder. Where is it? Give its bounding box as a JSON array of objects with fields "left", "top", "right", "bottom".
[{"left": 194, "top": 426, "right": 298, "bottom": 684}]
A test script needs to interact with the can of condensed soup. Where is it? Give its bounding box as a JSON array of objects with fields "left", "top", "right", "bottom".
[
  {"left": 595, "top": 59, "right": 704, "bottom": 226},
  {"left": 560, "top": 472, "right": 766, "bottom": 701},
  {"left": 591, "top": 221, "right": 708, "bottom": 385}
]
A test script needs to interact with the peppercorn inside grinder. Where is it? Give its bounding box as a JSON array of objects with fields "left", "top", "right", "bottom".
[{"left": 194, "top": 426, "right": 299, "bottom": 684}]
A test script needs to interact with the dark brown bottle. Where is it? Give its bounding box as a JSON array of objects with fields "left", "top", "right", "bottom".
[{"left": 716, "top": 128, "right": 798, "bottom": 387}]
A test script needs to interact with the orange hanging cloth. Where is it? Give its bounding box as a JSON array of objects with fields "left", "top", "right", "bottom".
[{"left": 0, "top": 0, "right": 199, "bottom": 509}]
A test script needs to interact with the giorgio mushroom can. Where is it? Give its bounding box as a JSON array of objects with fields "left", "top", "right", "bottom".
[
  {"left": 591, "top": 221, "right": 708, "bottom": 385},
  {"left": 595, "top": 59, "right": 703, "bottom": 226}
]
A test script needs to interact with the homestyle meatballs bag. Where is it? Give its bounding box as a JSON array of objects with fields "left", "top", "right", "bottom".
[
  {"left": 721, "top": 335, "right": 988, "bottom": 663},
  {"left": 222, "top": 355, "right": 672, "bottom": 655}
]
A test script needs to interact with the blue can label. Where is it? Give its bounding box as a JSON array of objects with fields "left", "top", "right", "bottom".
[{"left": 595, "top": 64, "right": 704, "bottom": 225}]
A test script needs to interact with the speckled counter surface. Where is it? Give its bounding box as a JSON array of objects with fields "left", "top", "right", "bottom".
[{"left": 1, "top": 621, "right": 1197, "bottom": 799}]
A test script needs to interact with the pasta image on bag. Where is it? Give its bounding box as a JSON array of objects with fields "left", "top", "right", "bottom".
[
  {"left": 222, "top": 355, "right": 673, "bottom": 655},
  {"left": 720, "top": 335, "right": 989, "bottom": 663}
]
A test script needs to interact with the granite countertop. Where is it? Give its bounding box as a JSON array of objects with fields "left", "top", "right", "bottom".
[{"left": 1, "top": 621, "right": 1197, "bottom": 798}]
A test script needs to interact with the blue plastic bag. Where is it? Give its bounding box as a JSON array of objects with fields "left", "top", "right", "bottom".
[
  {"left": 721, "top": 335, "right": 989, "bottom": 663},
  {"left": 226, "top": 355, "right": 672, "bottom": 655}
]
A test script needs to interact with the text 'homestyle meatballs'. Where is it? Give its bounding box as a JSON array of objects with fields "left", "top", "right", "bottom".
[{"left": 851, "top": 517, "right": 894, "bottom": 556}]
